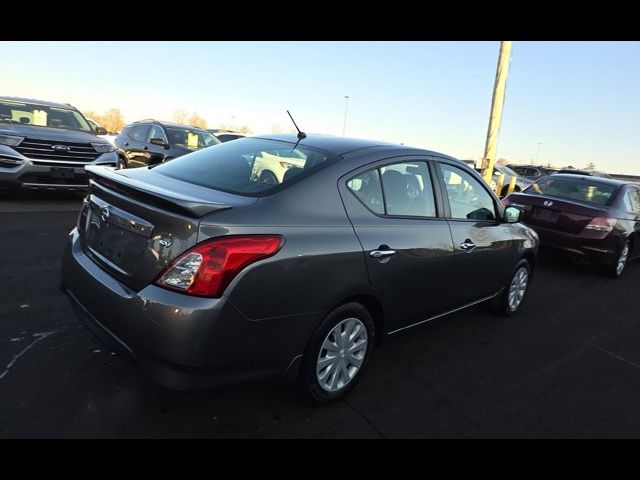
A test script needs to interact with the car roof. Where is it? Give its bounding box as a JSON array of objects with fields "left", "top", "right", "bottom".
[
  {"left": 250, "top": 133, "right": 457, "bottom": 158},
  {"left": 546, "top": 173, "right": 629, "bottom": 187},
  {"left": 508, "top": 164, "right": 547, "bottom": 169},
  {"left": 0, "top": 95, "right": 79, "bottom": 110},
  {"left": 132, "top": 119, "right": 209, "bottom": 131}
]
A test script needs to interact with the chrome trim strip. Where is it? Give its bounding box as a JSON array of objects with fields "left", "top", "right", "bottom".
[
  {"left": 88, "top": 195, "right": 154, "bottom": 238},
  {"left": 387, "top": 292, "right": 500, "bottom": 335}
]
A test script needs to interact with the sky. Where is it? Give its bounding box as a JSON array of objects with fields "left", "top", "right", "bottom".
[{"left": 2, "top": 41, "right": 639, "bottom": 174}]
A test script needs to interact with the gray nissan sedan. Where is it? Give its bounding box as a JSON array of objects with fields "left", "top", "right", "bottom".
[{"left": 61, "top": 134, "right": 538, "bottom": 402}]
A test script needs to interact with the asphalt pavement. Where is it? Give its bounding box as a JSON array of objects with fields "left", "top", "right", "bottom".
[{"left": 2, "top": 190, "right": 640, "bottom": 438}]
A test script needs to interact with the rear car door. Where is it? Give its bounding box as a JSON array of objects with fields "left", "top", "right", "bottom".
[
  {"left": 339, "top": 157, "right": 457, "bottom": 332},
  {"left": 435, "top": 160, "right": 518, "bottom": 306}
]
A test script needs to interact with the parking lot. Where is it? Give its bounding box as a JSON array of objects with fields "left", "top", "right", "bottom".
[{"left": 2, "top": 191, "right": 640, "bottom": 438}]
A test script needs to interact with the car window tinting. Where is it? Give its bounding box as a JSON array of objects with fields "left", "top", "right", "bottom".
[
  {"left": 439, "top": 163, "right": 496, "bottom": 221},
  {"left": 132, "top": 125, "right": 150, "bottom": 142},
  {"left": 154, "top": 137, "right": 335, "bottom": 196},
  {"left": 380, "top": 162, "right": 436, "bottom": 217},
  {"left": 525, "top": 177, "right": 619, "bottom": 206},
  {"left": 165, "top": 127, "right": 220, "bottom": 149},
  {"left": 149, "top": 125, "right": 167, "bottom": 143},
  {"left": 347, "top": 169, "right": 384, "bottom": 215}
]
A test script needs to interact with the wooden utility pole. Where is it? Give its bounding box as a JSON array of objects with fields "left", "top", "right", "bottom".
[{"left": 482, "top": 41, "right": 512, "bottom": 185}]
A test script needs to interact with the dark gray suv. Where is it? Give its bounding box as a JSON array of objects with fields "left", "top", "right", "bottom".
[
  {"left": 0, "top": 96, "right": 118, "bottom": 191},
  {"left": 61, "top": 134, "right": 538, "bottom": 402},
  {"left": 115, "top": 119, "right": 220, "bottom": 168}
]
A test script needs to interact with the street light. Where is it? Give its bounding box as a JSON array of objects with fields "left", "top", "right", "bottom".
[{"left": 342, "top": 95, "right": 350, "bottom": 137}]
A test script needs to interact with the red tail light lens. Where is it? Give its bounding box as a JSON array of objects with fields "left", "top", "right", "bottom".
[
  {"left": 155, "top": 235, "right": 284, "bottom": 297},
  {"left": 584, "top": 217, "right": 617, "bottom": 233}
]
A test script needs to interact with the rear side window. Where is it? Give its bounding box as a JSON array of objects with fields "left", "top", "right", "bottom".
[
  {"left": 623, "top": 188, "right": 640, "bottom": 214},
  {"left": 525, "top": 167, "right": 541, "bottom": 177},
  {"left": 347, "top": 161, "right": 437, "bottom": 217},
  {"left": 132, "top": 125, "right": 150, "bottom": 142},
  {"left": 525, "top": 176, "right": 619, "bottom": 206},
  {"left": 154, "top": 137, "right": 335, "bottom": 196},
  {"left": 347, "top": 170, "right": 384, "bottom": 215}
]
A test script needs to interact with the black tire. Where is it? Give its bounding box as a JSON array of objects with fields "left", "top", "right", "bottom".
[
  {"left": 493, "top": 259, "right": 531, "bottom": 316},
  {"left": 259, "top": 170, "right": 278, "bottom": 185},
  {"left": 117, "top": 155, "right": 128, "bottom": 169},
  {"left": 299, "top": 302, "right": 375, "bottom": 404},
  {"left": 603, "top": 239, "right": 630, "bottom": 279}
]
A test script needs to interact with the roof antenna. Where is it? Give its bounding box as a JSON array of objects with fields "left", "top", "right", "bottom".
[{"left": 287, "top": 110, "right": 306, "bottom": 140}]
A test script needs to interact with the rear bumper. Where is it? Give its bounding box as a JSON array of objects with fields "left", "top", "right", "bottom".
[
  {"left": 532, "top": 225, "right": 623, "bottom": 265},
  {"left": 61, "top": 228, "right": 310, "bottom": 390}
]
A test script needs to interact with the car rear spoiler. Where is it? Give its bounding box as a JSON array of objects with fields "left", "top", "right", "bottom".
[{"left": 85, "top": 165, "right": 232, "bottom": 218}]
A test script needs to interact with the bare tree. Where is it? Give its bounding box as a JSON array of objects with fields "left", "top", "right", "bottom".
[
  {"left": 173, "top": 109, "right": 189, "bottom": 125},
  {"left": 186, "top": 112, "right": 207, "bottom": 129},
  {"left": 585, "top": 162, "right": 597, "bottom": 171},
  {"left": 83, "top": 108, "right": 125, "bottom": 133}
]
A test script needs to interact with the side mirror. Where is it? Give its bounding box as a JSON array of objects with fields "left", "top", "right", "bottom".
[
  {"left": 95, "top": 126, "right": 108, "bottom": 135},
  {"left": 149, "top": 137, "right": 169, "bottom": 148},
  {"left": 504, "top": 205, "right": 521, "bottom": 223}
]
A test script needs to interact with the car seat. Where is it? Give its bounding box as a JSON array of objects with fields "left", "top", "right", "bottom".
[{"left": 382, "top": 170, "right": 411, "bottom": 214}]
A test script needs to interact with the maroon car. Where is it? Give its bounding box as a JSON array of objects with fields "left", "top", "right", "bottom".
[{"left": 503, "top": 174, "right": 640, "bottom": 277}]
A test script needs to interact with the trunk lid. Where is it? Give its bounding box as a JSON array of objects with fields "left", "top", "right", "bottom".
[
  {"left": 78, "top": 165, "right": 257, "bottom": 291},
  {"left": 507, "top": 192, "right": 612, "bottom": 234}
]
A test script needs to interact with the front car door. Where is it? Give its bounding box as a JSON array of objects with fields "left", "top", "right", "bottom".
[
  {"left": 126, "top": 124, "right": 151, "bottom": 168},
  {"left": 339, "top": 157, "right": 456, "bottom": 332},
  {"left": 434, "top": 160, "right": 519, "bottom": 306},
  {"left": 146, "top": 125, "right": 169, "bottom": 165}
]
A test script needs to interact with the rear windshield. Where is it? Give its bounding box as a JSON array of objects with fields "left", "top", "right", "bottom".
[
  {"left": 154, "top": 137, "right": 336, "bottom": 196},
  {"left": 524, "top": 176, "right": 619, "bottom": 206}
]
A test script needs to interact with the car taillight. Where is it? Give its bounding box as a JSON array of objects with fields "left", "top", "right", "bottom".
[
  {"left": 155, "top": 235, "right": 284, "bottom": 297},
  {"left": 584, "top": 217, "right": 617, "bottom": 233}
]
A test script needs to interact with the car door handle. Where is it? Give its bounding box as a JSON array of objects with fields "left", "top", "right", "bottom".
[
  {"left": 143, "top": 146, "right": 149, "bottom": 150},
  {"left": 370, "top": 249, "right": 396, "bottom": 258},
  {"left": 459, "top": 240, "right": 476, "bottom": 251}
]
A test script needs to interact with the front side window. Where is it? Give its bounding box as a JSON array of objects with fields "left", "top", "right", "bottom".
[
  {"left": 439, "top": 163, "right": 496, "bottom": 220},
  {"left": 0, "top": 99, "right": 91, "bottom": 132},
  {"left": 155, "top": 137, "right": 335, "bottom": 196},
  {"left": 165, "top": 127, "right": 220, "bottom": 149},
  {"left": 148, "top": 125, "right": 168, "bottom": 143}
]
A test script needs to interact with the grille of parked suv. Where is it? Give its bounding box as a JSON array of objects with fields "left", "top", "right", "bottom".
[{"left": 14, "top": 138, "right": 100, "bottom": 163}]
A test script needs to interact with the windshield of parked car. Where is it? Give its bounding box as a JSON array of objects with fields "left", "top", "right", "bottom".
[
  {"left": 525, "top": 176, "right": 619, "bottom": 206},
  {"left": 0, "top": 99, "right": 92, "bottom": 132},
  {"left": 155, "top": 137, "right": 336, "bottom": 196},
  {"left": 165, "top": 127, "right": 220, "bottom": 149}
]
